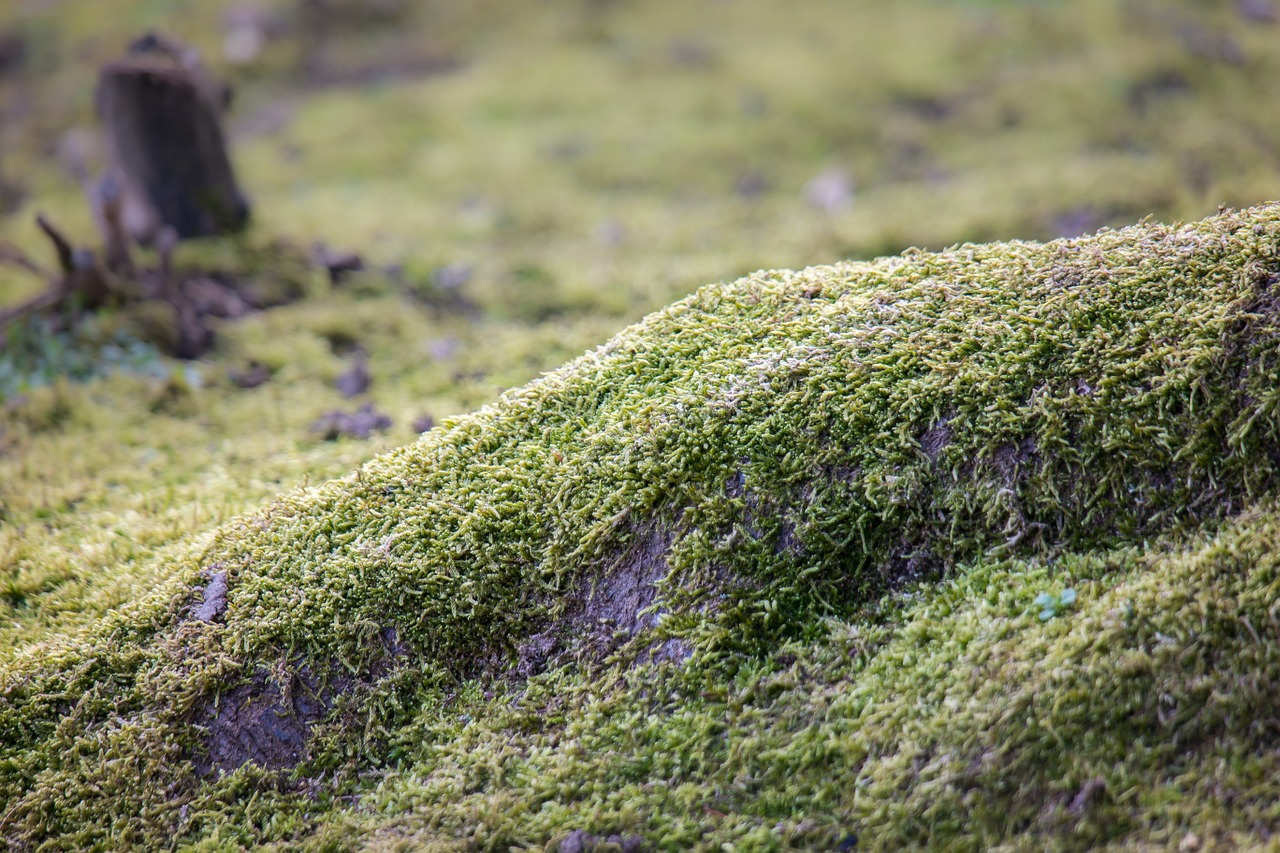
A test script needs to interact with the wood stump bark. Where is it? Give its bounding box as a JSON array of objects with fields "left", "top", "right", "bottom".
[{"left": 96, "top": 33, "right": 249, "bottom": 242}]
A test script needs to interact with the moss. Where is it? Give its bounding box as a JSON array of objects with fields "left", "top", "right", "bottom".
[
  {"left": 6, "top": 0, "right": 1280, "bottom": 847},
  {"left": 4, "top": 205, "right": 1280, "bottom": 848},
  {"left": 5, "top": 0, "right": 1280, "bottom": 653}
]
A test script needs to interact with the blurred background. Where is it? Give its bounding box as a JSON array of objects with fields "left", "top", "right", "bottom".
[
  {"left": 2, "top": 0, "right": 1280, "bottom": 646},
  {"left": 5, "top": 1, "right": 1280, "bottom": 308}
]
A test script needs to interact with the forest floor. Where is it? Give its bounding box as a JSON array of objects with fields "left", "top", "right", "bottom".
[{"left": 3, "top": 1, "right": 1280, "bottom": 849}]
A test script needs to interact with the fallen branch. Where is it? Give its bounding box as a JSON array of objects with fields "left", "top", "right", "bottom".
[
  {"left": 155, "top": 225, "right": 212, "bottom": 358},
  {"left": 0, "top": 212, "right": 117, "bottom": 341},
  {"left": 0, "top": 239, "right": 51, "bottom": 280},
  {"left": 35, "top": 213, "right": 75, "bottom": 275},
  {"left": 95, "top": 173, "right": 136, "bottom": 277},
  {"left": 0, "top": 236, "right": 60, "bottom": 338},
  {"left": 0, "top": 287, "right": 64, "bottom": 330}
]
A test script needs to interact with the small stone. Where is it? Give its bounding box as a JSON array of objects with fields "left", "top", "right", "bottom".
[
  {"left": 1179, "top": 832, "right": 1201, "bottom": 852},
  {"left": 335, "top": 354, "right": 371, "bottom": 397},
  {"left": 595, "top": 219, "right": 624, "bottom": 247},
  {"left": 187, "top": 277, "right": 249, "bottom": 318},
  {"left": 427, "top": 337, "right": 461, "bottom": 360},
  {"left": 310, "top": 403, "right": 392, "bottom": 440},
  {"left": 412, "top": 412, "right": 436, "bottom": 433},
  {"left": 313, "top": 243, "right": 364, "bottom": 283},
  {"left": 194, "top": 571, "right": 228, "bottom": 622},
  {"left": 559, "top": 829, "right": 594, "bottom": 853},
  {"left": 432, "top": 263, "right": 473, "bottom": 291},
  {"left": 803, "top": 167, "right": 854, "bottom": 214},
  {"left": 1052, "top": 207, "right": 1102, "bottom": 239},
  {"left": 735, "top": 171, "right": 768, "bottom": 198},
  {"left": 229, "top": 360, "right": 271, "bottom": 389},
  {"left": 668, "top": 38, "right": 714, "bottom": 68}
]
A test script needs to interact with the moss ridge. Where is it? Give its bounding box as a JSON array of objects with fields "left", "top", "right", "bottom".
[{"left": 6, "top": 204, "right": 1280, "bottom": 848}]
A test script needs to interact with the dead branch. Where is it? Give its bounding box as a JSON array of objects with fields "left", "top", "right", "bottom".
[
  {"left": 155, "top": 224, "right": 213, "bottom": 358},
  {"left": 0, "top": 213, "right": 118, "bottom": 340},
  {"left": 0, "top": 288, "right": 63, "bottom": 329},
  {"left": 96, "top": 173, "right": 136, "bottom": 277},
  {"left": 35, "top": 213, "right": 75, "bottom": 275},
  {"left": 0, "top": 239, "right": 51, "bottom": 280}
]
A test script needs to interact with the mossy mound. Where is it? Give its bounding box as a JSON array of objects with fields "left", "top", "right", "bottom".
[{"left": 7, "top": 204, "right": 1280, "bottom": 849}]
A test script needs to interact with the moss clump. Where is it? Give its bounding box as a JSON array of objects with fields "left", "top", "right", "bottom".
[{"left": 7, "top": 204, "right": 1280, "bottom": 848}]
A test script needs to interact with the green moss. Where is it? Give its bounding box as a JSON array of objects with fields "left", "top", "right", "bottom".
[
  {"left": 4, "top": 0, "right": 1280, "bottom": 656},
  {"left": 5, "top": 205, "right": 1280, "bottom": 848},
  {"left": 6, "top": 0, "right": 1280, "bottom": 847}
]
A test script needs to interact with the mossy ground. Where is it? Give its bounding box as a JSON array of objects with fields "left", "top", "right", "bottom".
[
  {"left": 4, "top": 0, "right": 1280, "bottom": 652},
  {"left": 4, "top": 204, "right": 1280, "bottom": 849},
  {"left": 5, "top": 0, "right": 1280, "bottom": 850}
]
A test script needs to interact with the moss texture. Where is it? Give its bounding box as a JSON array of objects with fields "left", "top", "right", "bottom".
[
  {"left": 3, "top": 204, "right": 1280, "bottom": 849},
  {"left": 7, "top": 0, "right": 1280, "bottom": 671}
]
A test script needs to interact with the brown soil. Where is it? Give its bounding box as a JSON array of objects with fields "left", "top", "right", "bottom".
[
  {"left": 194, "top": 667, "right": 336, "bottom": 775},
  {"left": 310, "top": 402, "right": 392, "bottom": 439},
  {"left": 518, "top": 522, "right": 691, "bottom": 677}
]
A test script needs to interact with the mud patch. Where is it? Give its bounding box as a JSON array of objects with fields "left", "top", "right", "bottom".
[
  {"left": 919, "top": 419, "right": 953, "bottom": 462},
  {"left": 310, "top": 402, "right": 392, "bottom": 440},
  {"left": 517, "top": 523, "right": 688, "bottom": 676},
  {"left": 195, "top": 667, "right": 338, "bottom": 776}
]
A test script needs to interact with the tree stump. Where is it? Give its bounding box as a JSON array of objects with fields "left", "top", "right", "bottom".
[{"left": 96, "top": 33, "right": 249, "bottom": 242}]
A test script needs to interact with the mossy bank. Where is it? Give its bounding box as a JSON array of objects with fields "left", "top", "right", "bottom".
[
  {"left": 7, "top": 0, "right": 1280, "bottom": 682},
  {"left": 3, "top": 205, "right": 1280, "bottom": 849}
]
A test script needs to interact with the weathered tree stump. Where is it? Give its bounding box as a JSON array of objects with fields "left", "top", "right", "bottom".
[
  {"left": 0, "top": 34, "right": 268, "bottom": 357},
  {"left": 96, "top": 33, "right": 249, "bottom": 242}
]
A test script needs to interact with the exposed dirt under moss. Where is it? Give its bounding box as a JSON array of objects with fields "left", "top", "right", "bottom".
[{"left": 5, "top": 205, "right": 1280, "bottom": 849}]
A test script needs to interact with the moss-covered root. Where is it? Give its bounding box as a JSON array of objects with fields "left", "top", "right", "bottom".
[{"left": 6, "top": 204, "right": 1280, "bottom": 849}]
